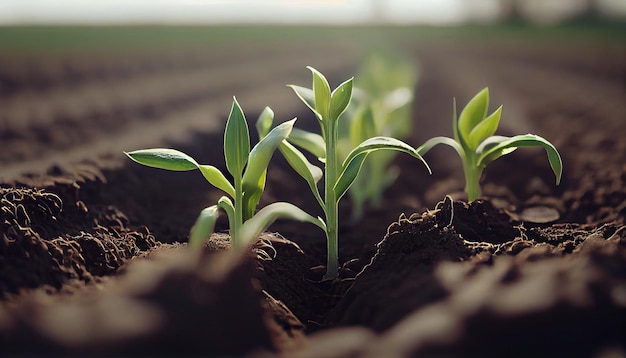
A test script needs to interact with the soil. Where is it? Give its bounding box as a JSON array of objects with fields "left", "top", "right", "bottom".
[{"left": 1, "top": 29, "right": 625, "bottom": 357}]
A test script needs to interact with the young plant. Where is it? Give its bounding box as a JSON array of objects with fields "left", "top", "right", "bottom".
[
  {"left": 339, "top": 53, "right": 418, "bottom": 221},
  {"left": 416, "top": 88, "right": 563, "bottom": 201},
  {"left": 281, "top": 67, "right": 430, "bottom": 280},
  {"left": 125, "top": 98, "right": 325, "bottom": 250}
]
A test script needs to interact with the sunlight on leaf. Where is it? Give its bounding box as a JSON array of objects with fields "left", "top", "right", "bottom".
[
  {"left": 478, "top": 134, "right": 563, "bottom": 184},
  {"left": 239, "top": 202, "right": 326, "bottom": 246},
  {"left": 308, "top": 66, "right": 331, "bottom": 121},
  {"left": 256, "top": 106, "right": 275, "bottom": 139},
  {"left": 330, "top": 77, "right": 353, "bottom": 121},
  {"left": 224, "top": 97, "right": 250, "bottom": 178},
  {"left": 467, "top": 105, "right": 502, "bottom": 150},
  {"left": 198, "top": 165, "right": 235, "bottom": 197},
  {"left": 458, "top": 88, "right": 489, "bottom": 143},
  {"left": 242, "top": 119, "right": 295, "bottom": 219},
  {"left": 416, "top": 136, "right": 465, "bottom": 159},
  {"left": 334, "top": 152, "right": 367, "bottom": 200},
  {"left": 189, "top": 205, "right": 219, "bottom": 248},
  {"left": 289, "top": 128, "right": 326, "bottom": 160},
  {"left": 279, "top": 141, "right": 324, "bottom": 209},
  {"left": 125, "top": 148, "right": 198, "bottom": 171}
]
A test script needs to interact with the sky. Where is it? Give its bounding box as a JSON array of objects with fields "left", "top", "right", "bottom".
[{"left": 0, "top": 0, "right": 624, "bottom": 25}]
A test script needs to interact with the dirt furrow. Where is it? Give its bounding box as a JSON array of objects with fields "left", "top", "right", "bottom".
[
  {"left": 0, "top": 45, "right": 360, "bottom": 183},
  {"left": 0, "top": 43, "right": 309, "bottom": 96}
]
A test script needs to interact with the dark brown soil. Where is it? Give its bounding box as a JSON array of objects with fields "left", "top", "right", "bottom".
[{"left": 1, "top": 28, "right": 624, "bottom": 357}]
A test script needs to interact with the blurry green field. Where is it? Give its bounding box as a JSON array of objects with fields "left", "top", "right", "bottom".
[{"left": 0, "top": 22, "right": 623, "bottom": 53}]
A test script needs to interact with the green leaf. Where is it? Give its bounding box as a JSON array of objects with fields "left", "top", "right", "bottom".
[
  {"left": 477, "top": 134, "right": 563, "bottom": 184},
  {"left": 198, "top": 165, "right": 235, "bottom": 198},
  {"left": 256, "top": 106, "right": 274, "bottom": 139},
  {"left": 334, "top": 152, "right": 367, "bottom": 201},
  {"left": 224, "top": 97, "right": 250, "bottom": 178},
  {"left": 125, "top": 148, "right": 198, "bottom": 171},
  {"left": 189, "top": 205, "right": 219, "bottom": 248},
  {"left": 217, "top": 196, "right": 236, "bottom": 240},
  {"left": 452, "top": 98, "right": 464, "bottom": 147},
  {"left": 458, "top": 88, "right": 489, "bottom": 144},
  {"left": 343, "top": 136, "right": 430, "bottom": 174},
  {"left": 416, "top": 136, "right": 465, "bottom": 159},
  {"left": 467, "top": 106, "right": 502, "bottom": 150},
  {"left": 475, "top": 135, "right": 512, "bottom": 154},
  {"left": 330, "top": 77, "right": 353, "bottom": 121},
  {"left": 288, "top": 127, "right": 326, "bottom": 160},
  {"left": 239, "top": 202, "right": 326, "bottom": 246},
  {"left": 308, "top": 66, "right": 331, "bottom": 120},
  {"left": 287, "top": 85, "right": 319, "bottom": 120},
  {"left": 279, "top": 141, "right": 325, "bottom": 210},
  {"left": 242, "top": 119, "right": 295, "bottom": 220},
  {"left": 335, "top": 136, "right": 431, "bottom": 200}
]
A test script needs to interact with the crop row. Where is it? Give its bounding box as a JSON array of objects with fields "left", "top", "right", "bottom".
[{"left": 0, "top": 44, "right": 360, "bottom": 178}]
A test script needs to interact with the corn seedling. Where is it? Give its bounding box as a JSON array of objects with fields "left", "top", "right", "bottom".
[
  {"left": 417, "top": 88, "right": 562, "bottom": 201},
  {"left": 339, "top": 53, "right": 418, "bottom": 221},
  {"left": 125, "top": 98, "right": 325, "bottom": 250},
  {"left": 283, "top": 67, "right": 430, "bottom": 280}
]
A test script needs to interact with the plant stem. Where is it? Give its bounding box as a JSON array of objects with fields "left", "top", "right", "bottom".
[
  {"left": 232, "top": 178, "right": 244, "bottom": 249},
  {"left": 323, "top": 119, "right": 339, "bottom": 280},
  {"left": 463, "top": 156, "right": 482, "bottom": 202}
]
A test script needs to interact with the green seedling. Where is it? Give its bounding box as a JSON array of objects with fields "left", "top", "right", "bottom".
[
  {"left": 280, "top": 67, "right": 430, "bottom": 280},
  {"left": 417, "top": 88, "right": 562, "bottom": 201},
  {"left": 125, "top": 98, "right": 325, "bottom": 250},
  {"left": 340, "top": 53, "right": 418, "bottom": 221}
]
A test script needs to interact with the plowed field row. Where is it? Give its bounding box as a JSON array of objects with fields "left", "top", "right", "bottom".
[{"left": 0, "top": 42, "right": 361, "bottom": 183}]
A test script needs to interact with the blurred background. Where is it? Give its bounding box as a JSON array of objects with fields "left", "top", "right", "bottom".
[{"left": 1, "top": 0, "right": 625, "bottom": 25}]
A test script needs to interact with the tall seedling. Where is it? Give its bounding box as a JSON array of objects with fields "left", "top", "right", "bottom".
[
  {"left": 278, "top": 67, "right": 430, "bottom": 280},
  {"left": 126, "top": 98, "right": 325, "bottom": 250}
]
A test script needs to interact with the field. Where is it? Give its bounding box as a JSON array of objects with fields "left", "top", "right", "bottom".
[{"left": 1, "top": 24, "right": 625, "bottom": 357}]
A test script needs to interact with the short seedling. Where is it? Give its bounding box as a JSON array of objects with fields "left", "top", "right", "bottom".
[
  {"left": 282, "top": 67, "right": 430, "bottom": 280},
  {"left": 417, "top": 88, "right": 563, "bottom": 201},
  {"left": 125, "top": 98, "right": 325, "bottom": 250}
]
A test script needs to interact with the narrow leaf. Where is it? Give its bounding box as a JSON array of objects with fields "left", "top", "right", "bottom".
[
  {"left": 125, "top": 148, "right": 198, "bottom": 171},
  {"left": 289, "top": 127, "right": 326, "bottom": 159},
  {"left": 224, "top": 97, "right": 250, "bottom": 178},
  {"left": 342, "top": 136, "right": 430, "bottom": 175},
  {"left": 452, "top": 98, "right": 465, "bottom": 148},
  {"left": 242, "top": 119, "right": 295, "bottom": 219},
  {"left": 335, "top": 136, "right": 431, "bottom": 200},
  {"left": 477, "top": 134, "right": 563, "bottom": 184},
  {"left": 475, "top": 135, "right": 512, "bottom": 154},
  {"left": 198, "top": 165, "right": 235, "bottom": 198},
  {"left": 458, "top": 88, "right": 489, "bottom": 143},
  {"left": 256, "top": 106, "right": 274, "bottom": 139},
  {"left": 217, "top": 196, "right": 236, "bottom": 239},
  {"left": 308, "top": 66, "right": 331, "bottom": 120},
  {"left": 189, "top": 205, "right": 219, "bottom": 248},
  {"left": 287, "top": 85, "right": 319, "bottom": 120},
  {"left": 334, "top": 152, "right": 367, "bottom": 201},
  {"left": 416, "top": 136, "right": 465, "bottom": 159},
  {"left": 279, "top": 141, "right": 325, "bottom": 210},
  {"left": 239, "top": 202, "right": 326, "bottom": 246},
  {"left": 330, "top": 77, "right": 353, "bottom": 121},
  {"left": 467, "top": 106, "right": 502, "bottom": 150}
]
